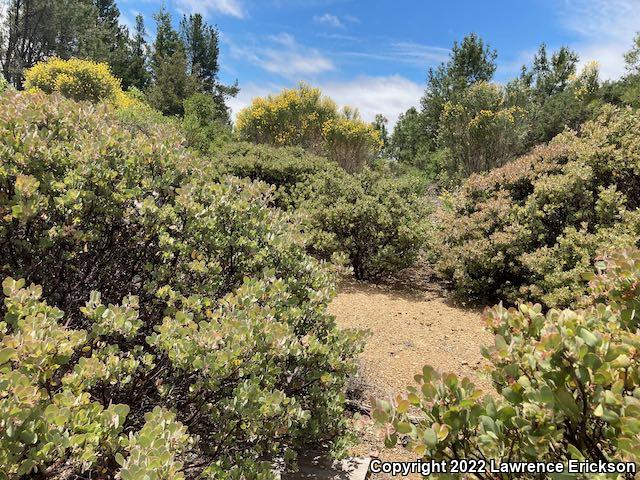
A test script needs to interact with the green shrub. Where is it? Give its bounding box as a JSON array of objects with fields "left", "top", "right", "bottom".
[
  {"left": 296, "top": 168, "right": 429, "bottom": 280},
  {"left": 374, "top": 249, "right": 640, "bottom": 470},
  {"left": 125, "top": 85, "right": 147, "bottom": 103},
  {"left": 212, "top": 143, "right": 427, "bottom": 280},
  {"left": 0, "top": 91, "right": 364, "bottom": 478},
  {"left": 115, "top": 98, "right": 175, "bottom": 135},
  {"left": 431, "top": 105, "right": 640, "bottom": 307},
  {"left": 0, "top": 74, "right": 8, "bottom": 94},
  {"left": 182, "top": 92, "right": 232, "bottom": 153},
  {"left": 215, "top": 142, "right": 340, "bottom": 209}
]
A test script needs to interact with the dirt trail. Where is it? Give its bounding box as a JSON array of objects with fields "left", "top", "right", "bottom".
[{"left": 328, "top": 277, "right": 494, "bottom": 463}]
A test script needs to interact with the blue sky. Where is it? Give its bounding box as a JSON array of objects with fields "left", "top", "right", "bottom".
[{"left": 118, "top": 0, "right": 640, "bottom": 125}]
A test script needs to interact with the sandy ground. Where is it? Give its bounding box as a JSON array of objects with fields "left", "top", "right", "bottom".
[{"left": 328, "top": 275, "right": 495, "bottom": 473}]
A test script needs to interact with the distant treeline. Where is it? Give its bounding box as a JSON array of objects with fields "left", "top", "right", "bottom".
[
  {"left": 0, "top": 0, "right": 237, "bottom": 118},
  {"left": 386, "top": 33, "right": 640, "bottom": 185}
]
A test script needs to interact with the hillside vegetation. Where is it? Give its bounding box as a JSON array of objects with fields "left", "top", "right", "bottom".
[
  {"left": 431, "top": 105, "right": 640, "bottom": 307},
  {"left": 3, "top": 1, "right": 640, "bottom": 476},
  {"left": 0, "top": 91, "right": 364, "bottom": 478},
  {"left": 375, "top": 249, "right": 640, "bottom": 470}
]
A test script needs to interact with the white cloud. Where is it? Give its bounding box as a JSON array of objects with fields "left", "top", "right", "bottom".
[
  {"left": 227, "top": 82, "right": 284, "bottom": 118},
  {"left": 389, "top": 42, "right": 450, "bottom": 65},
  {"left": 230, "top": 33, "right": 335, "bottom": 78},
  {"left": 339, "top": 42, "right": 449, "bottom": 67},
  {"left": 175, "top": 0, "right": 245, "bottom": 18},
  {"left": 319, "top": 75, "right": 423, "bottom": 126},
  {"left": 557, "top": 0, "right": 640, "bottom": 79},
  {"left": 228, "top": 75, "right": 423, "bottom": 128},
  {"left": 314, "top": 13, "right": 343, "bottom": 28}
]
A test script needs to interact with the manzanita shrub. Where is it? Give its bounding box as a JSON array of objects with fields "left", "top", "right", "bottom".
[
  {"left": 214, "top": 142, "right": 340, "bottom": 210},
  {"left": 374, "top": 249, "right": 640, "bottom": 476},
  {"left": 0, "top": 91, "right": 364, "bottom": 478},
  {"left": 431, "top": 105, "right": 640, "bottom": 307},
  {"left": 296, "top": 168, "right": 429, "bottom": 280},
  {"left": 1, "top": 278, "right": 187, "bottom": 477},
  {"left": 213, "top": 143, "right": 429, "bottom": 281}
]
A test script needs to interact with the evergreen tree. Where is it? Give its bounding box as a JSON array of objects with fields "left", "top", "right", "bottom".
[
  {"left": 151, "top": 6, "right": 182, "bottom": 74},
  {"left": 52, "top": 0, "right": 97, "bottom": 59},
  {"left": 0, "top": 0, "right": 132, "bottom": 87},
  {"left": 148, "top": 8, "right": 195, "bottom": 115},
  {"left": 1, "top": 0, "right": 57, "bottom": 86},
  {"left": 390, "top": 107, "right": 427, "bottom": 165},
  {"left": 123, "top": 14, "right": 150, "bottom": 90},
  {"left": 420, "top": 33, "right": 497, "bottom": 148},
  {"left": 618, "top": 33, "right": 640, "bottom": 107},
  {"left": 147, "top": 49, "right": 198, "bottom": 116},
  {"left": 372, "top": 114, "right": 389, "bottom": 154},
  {"left": 519, "top": 44, "right": 587, "bottom": 144},
  {"left": 69, "top": 0, "right": 130, "bottom": 81},
  {"left": 180, "top": 13, "right": 220, "bottom": 91},
  {"left": 521, "top": 44, "right": 579, "bottom": 97}
]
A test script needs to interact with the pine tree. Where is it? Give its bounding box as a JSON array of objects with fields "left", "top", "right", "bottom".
[
  {"left": 372, "top": 114, "right": 389, "bottom": 154},
  {"left": 180, "top": 13, "right": 219, "bottom": 92},
  {"left": 151, "top": 6, "right": 182, "bottom": 74},
  {"left": 147, "top": 7, "right": 195, "bottom": 115},
  {"left": 123, "top": 14, "right": 150, "bottom": 90},
  {"left": 68, "top": 0, "right": 130, "bottom": 81},
  {"left": 1, "top": 0, "right": 57, "bottom": 86},
  {"left": 419, "top": 33, "right": 497, "bottom": 148},
  {"left": 147, "top": 49, "right": 198, "bottom": 116}
]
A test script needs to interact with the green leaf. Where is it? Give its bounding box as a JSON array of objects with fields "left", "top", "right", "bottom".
[
  {"left": 396, "top": 399, "right": 410, "bottom": 414},
  {"left": 435, "top": 423, "right": 450, "bottom": 441},
  {"left": 555, "top": 389, "right": 580, "bottom": 419},
  {"left": 594, "top": 403, "right": 604, "bottom": 417},
  {"left": 0, "top": 347, "right": 16, "bottom": 364},
  {"left": 115, "top": 452, "right": 126, "bottom": 466},
  {"left": 384, "top": 433, "right": 397, "bottom": 448},
  {"left": 567, "top": 444, "right": 585, "bottom": 460},
  {"left": 423, "top": 427, "right": 437, "bottom": 448},
  {"left": 372, "top": 409, "right": 388, "bottom": 424},
  {"left": 396, "top": 421, "right": 412, "bottom": 434},
  {"left": 578, "top": 328, "right": 599, "bottom": 347}
]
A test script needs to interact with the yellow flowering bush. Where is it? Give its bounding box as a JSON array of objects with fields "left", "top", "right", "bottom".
[
  {"left": 24, "top": 58, "right": 124, "bottom": 104},
  {"left": 438, "top": 81, "right": 528, "bottom": 176},
  {"left": 236, "top": 84, "right": 336, "bottom": 151},
  {"left": 322, "top": 117, "right": 383, "bottom": 172},
  {"left": 236, "top": 84, "right": 381, "bottom": 171}
]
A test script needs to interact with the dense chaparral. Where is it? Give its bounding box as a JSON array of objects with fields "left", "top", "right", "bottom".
[
  {"left": 0, "top": 90, "right": 364, "bottom": 478},
  {"left": 2, "top": 2, "right": 640, "bottom": 477}
]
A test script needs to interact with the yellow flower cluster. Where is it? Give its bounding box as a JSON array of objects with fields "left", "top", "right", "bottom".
[
  {"left": 24, "top": 57, "right": 138, "bottom": 107},
  {"left": 236, "top": 83, "right": 381, "bottom": 170},
  {"left": 322, "top": 117, "right": 382, "bottom": 149},
  {"left": 236, "top": 83, "right": 338, "bottom": 147}
]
